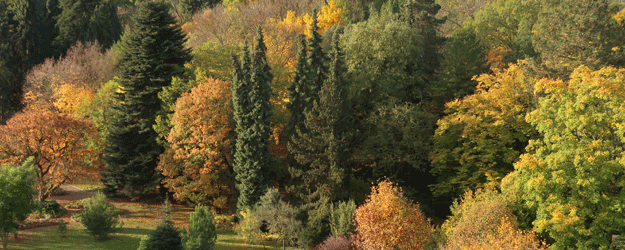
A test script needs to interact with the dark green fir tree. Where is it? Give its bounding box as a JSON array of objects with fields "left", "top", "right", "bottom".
[
  {"left": 102, "top": 1, "right": 191, "bottom": 196},
  {"left": 305, "top": 10, "right": 327, "bottom": 110},
  {"left": 232, "top": 26, "right": 273, "bottom": 212},
  {"left": 289, "top": 32, "right": 352, "bottom": 204}
]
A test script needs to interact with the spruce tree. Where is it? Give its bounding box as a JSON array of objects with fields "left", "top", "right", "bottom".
[
  {"left": 232, "top": 26, "right": 273, "bottom": 212},
  {"left": 305, "top": 10, "right": 327, "bottom": 110},
  {"left": 289, "top": 32, "right": 351, "bottom": 204},
  {"left": 102, "top": 1, "right": 191, "bottom": 196}
]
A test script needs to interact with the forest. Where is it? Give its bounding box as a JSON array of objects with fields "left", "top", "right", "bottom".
[{"left": 1, "top": 0, "right": 625, "bottom": 249}]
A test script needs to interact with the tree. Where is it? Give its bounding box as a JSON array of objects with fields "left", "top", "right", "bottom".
[
  {"left": 353, "top": 179, "right": 431, "bottom": 250},
  {"left": 139, "top": 200, "right": 183, "bottom": 250},
  {"left": 54, "top": 0, "right": 122, "bottom": 54},
  {"left": 255, "top": 189, "right": 301, "bottom": 250},
  {"left": 0, "top": 111, "right": 101, "bottom": 201},
  {"left": 465, "top": 0, "right": 541, "bottom": 67},
  {"left": 531, "top": 0, "right": 624, "bottom": 79},
  {"left": 433, "top": 27, "right": 490, "bottom": 111},
  {"left": 157, "top": 78, "right": 234, "bottom": 211},
  {"left": 288, "top": 32, "right": 351, "bottom": 204},
  {"left": 0, "top": 157, "right": 36, "bottom": 250},
  {"left": 102, "top": 1, "right": 191, "bottom": 196},
  {"left": 503, "top": 66, "right": 625, "bottom": 249},
  {"left": 231, "top": 26, "right": 273, "bottom": 212},
  {"left": 430, "top": 64, "right": 537, "bottom": 199},
  {"left": 182, "top": 205, "right": 217, "bottom": 250},
  {"left": 440, "top": 188, "right": 547, "bottom": 250},
  {"left": 0, "top": 0, "right": 61, "bottom": 123}
]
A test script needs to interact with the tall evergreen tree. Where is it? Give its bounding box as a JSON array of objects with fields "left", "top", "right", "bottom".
[
  {"left": 55, "top": 0, "right": 122, "bottom": 54},
  {"left": 0, "top": 0, "right": 60, "bottom": 123},
  {"left": 286, "top": 35, "right": 309, "bottom": 140},
  {"left": 232, "top": 27, "right": 273, "bottom": 212},
  {"left": 102, "top": 1, "right": 191, "bottom": 196},
  {"left": 305, "top": 10, "right": 328, "bottom": 110},
  {"left": 289, "top": 32, "right": 352, "bottom": 204}
]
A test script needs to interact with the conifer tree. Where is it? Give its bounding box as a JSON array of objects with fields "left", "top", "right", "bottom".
[
  {"left": 232, "top": 27, "right": 273, "bottom": 212},
  {"left": 305, "top": 10, "right": 328, "bottom": 109},
  {"left": 55, "top": 0, "right": 122, "bottom": 53},
  {"left": 289, "top": 32, "right": 351, "bottom": 204},
  {"left": 102, "top": 1, "right": 191, "bottom": 196},
  {"left": 286, "top": 35, "right": 309, "bottom": 139}
]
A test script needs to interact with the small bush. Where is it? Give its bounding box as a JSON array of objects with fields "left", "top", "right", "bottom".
[
  {"left": 32, "top": 200, "right": 67, "bottom": 217},
  {"left": 57, "top": 220, "right": 68, "bottom": 238},
  {"left": 77, "top": 192, "right": 120, "bottom": 240},
  {"left": 182, "top": 205, "right": 217, "bottom": 250}
]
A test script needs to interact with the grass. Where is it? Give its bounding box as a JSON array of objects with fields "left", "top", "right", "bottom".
[{"left": 10, "top": 185, "right": 296, "bottom": 250}]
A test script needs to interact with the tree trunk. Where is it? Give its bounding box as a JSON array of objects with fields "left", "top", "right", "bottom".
[{"left": 2, "top": 232, "right": 8, "bottom": 250}]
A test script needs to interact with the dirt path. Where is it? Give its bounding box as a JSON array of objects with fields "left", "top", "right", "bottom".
[{"left": 50, "top": 185, "right": 99, "bottom": 205}]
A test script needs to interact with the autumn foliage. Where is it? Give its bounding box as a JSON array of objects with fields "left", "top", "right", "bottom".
[
  {"left": 440, "top": 188, "right": 546, "bottom": 250},
  {"left": 0, "top": 111, "right": 101, "bottom": 200},
  {"left": 353, "top": 180, "right": 431, "bottom": 250},
  {"left": 157, "top": 78, "right": 234, "bottom": 211}
]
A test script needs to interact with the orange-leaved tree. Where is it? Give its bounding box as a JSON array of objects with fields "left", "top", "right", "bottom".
[
  {"left": 157, "top": 78, "right": 235, "bottom": 211},
  {"left": 353, "top": 179, "right": 431, "bottom": 250},
  {"left": 0, "top": 111, "right": 102, "bottom": 201}
]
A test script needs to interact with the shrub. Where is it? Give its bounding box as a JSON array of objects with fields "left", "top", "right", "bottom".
[
  {"left": 329, "top": 200, "right": 356, "bottom": 237},
  {"left": 353, "top": 180, "right": 431, "bottom": 250},
  {"left": 182, "top": 205, "right": 217, "bottom": 250},
  {"left": 77, "top": 192, "right": 120, "bottom": 240},
  {"left": 32, "top": 200, "right": 67, "bottom": 218},
  {"left": 57, "top": 220, "right": 68, "bottom": 238},
  {"left": 139, "top": 201, "right": 183, "bottom": 250}
]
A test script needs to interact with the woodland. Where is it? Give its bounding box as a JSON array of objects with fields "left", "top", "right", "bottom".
[{"left": 1, "top": 0, "right": 625, "bottom": 249}]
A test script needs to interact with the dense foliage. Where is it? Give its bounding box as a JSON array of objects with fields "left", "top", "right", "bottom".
[
  {"left": 3, "top": 0, "right": 625, "bottom": 248},
  {"left": 0, "top": 158, "right": 36, "bottom": 250},
  {"left": 78, "top": 192, "right": 120, "bottom": 240}
]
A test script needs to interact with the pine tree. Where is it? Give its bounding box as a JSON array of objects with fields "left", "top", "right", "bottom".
[
  {"left": 289, "top": 32, "right": 352, "bottom": 204},
  {"left": 286, "top": 34, "right": 309, "bottom": 139},
  {"left": 102, "top": 1, "right": 191, "bottom": 196},
  {"left": 55, "top": 0, "right": 122, "bottom": 54},
  {"left": 138, "top": 200, "right": 183, "bottom": 250},
  {"left": 305, "top": 10, "right": 327, "bottom": 110},
  {"left": 232, "top": 26, "right": 273, "bottom": 212}
]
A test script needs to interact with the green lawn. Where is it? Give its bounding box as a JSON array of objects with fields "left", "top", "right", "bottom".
[
  {"left": 10, "top": 226, "right": 292, "bottom": 250},
  {"left": 10, "top": 183, "right": 295, "bottom": 250}
]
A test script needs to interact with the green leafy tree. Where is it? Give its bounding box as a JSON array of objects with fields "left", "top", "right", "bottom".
[
  {"left": 182, "top": 205, "right": 217, "bottom": 250},
  {"left": 531, "top": 0, "right": 624, "bottom": 79},
  {"left": 329, "top": 199, "right": 356, "bottom": 237},
  {"left": 504, "top": 66, "right": 625, "bottom": 249},
  {"left": 102, "top": 1, "right": 191, "bottom": 196},
  {"left": 0, "top": 157, "right": 36, "bottom": 250},
  {"left": 430, "top": 64, "right": 537, "bottom": 199},
  {"left": 255, "top": 189, "right": 301, "bottom": 250},
  {"left": 465, "top": 0, "right": 541, "bottom": 66},
  {"left": 232, "top": 26, "right": 273, "bottom": 212}
]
